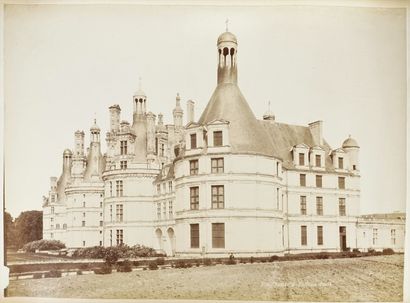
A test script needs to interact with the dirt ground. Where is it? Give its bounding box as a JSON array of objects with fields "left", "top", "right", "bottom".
[{"left": 7, "top": 254, "right": 404, "bottom": 301}]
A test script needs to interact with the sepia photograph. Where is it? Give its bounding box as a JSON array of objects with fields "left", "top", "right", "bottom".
[{"left": 1, "top": 0, "right": 408, "bottom": 302}]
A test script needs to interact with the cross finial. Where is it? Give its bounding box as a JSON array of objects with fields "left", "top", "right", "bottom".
[
  {"left": 225, "top": 18, "right": 229, "bottom": 32},
  {"left": 268, "top": 101, "right": 271, "bottom": 111},
  {"left": 138, "top": 77, "right": 142, "bottom": 90}
]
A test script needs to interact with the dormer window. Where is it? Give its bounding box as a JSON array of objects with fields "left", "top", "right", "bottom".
[
  {"left": 213, "top": 131, "right": 223, "bottom": 146},
  {"left": 315, "top": 155, "right": 321, "bottom": 167},
  {"left": 338, "top": 157, "right": 344, "bottom": 169},
  {"left": 299, "top": 153, "right": 305, "bottom": 166},
  {"left": 190, "top": 133, "right": 197, "bottom": 149}
]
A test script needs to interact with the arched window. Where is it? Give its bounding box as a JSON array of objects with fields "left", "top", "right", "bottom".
[
  {"left": 230, "top": 48, "right": 235, "bottom": 56},
  {"left": 223, "top": 47, "right": 229, "bottom": 56}
]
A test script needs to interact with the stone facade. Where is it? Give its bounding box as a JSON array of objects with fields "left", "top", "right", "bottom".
[{"left": 42, "top": 30, "right": 405, "bottom": 256}]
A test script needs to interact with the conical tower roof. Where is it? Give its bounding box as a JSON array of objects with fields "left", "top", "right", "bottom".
[{"left": 198, "top": 83, "right": 274, "bottom": 156}]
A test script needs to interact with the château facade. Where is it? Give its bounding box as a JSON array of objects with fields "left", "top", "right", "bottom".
[{"left": 42, "top": 30, "right": 405, "bottom": 257}]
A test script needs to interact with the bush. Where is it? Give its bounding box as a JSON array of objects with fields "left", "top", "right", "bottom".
[
  {"left": 203, "top": 258, "right": 212, "bottom": 266},
  {"left": 117, "top": 259, "right": 132, "bottom": 272},
  {"left": 44, "top": 270, "right": 62, "bottom": 278},
  {"left": 382, "top": 248, "right": 394, "bottom": 255},
  {"left": 269, "top": 255, "right": 279, "bottom": 262},
  {"left": 22, "top": 240, "right": 66, "bottom": 253},
  {"left": 368, "top": 248, "right": 376, "bottom": 254},
  {"left": 156, "top": 257, "right": 165, "bottom": 265},
  {"left": 175, "top": 260, "right": 187, "bottom": 268},
  {"left": 195, "top": 261, "right": 201, "bottom": 267},
  {"left": 352, "top": 248, "right": 360, "bottom": 253},
  {"left": 72, "top": 244, "right": 158, "bottom": 260},
  {"left": 148, "top": 261, "right": 158, "bottom": 270},
  {"left": 250, "top": 256, "right": 255, "bottom": 264},
  {"left": 225, "top": 258, "right": 236, "bottom": 265},
  {"left": 33, "top": 273, "right": 43, "bottom": 279},
  {"left": 76, "top": 270, "right": 83, "bottom": 275},
  {"left": 94, "top": 264, "right": 112, "bottom": 275},
  {"left": 240, "top": 259, "right": 247, "bottom": 264}
]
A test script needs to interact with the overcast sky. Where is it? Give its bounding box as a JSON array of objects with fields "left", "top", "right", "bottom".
[{"left": 4, "top": 4, "right": 406, "bottom": 218}]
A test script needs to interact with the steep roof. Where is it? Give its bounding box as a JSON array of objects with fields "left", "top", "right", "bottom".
[
  {"left": 260, "top": 120, "right": 334, "bottom": 170},
  {"left": 198, "top": 83, "right": 274, "bottom": 156}
]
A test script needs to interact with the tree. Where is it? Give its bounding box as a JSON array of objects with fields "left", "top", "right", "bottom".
[
  {"left": 4, "top": 211, "right": 16, "bottom": 248},
  {"left": 14, "top": 210, "right": 43, "bottom": 248}
]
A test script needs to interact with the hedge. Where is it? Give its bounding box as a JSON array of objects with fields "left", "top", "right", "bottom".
[{"left": 22, "top": 239, "right": 66, "bottom": 253}]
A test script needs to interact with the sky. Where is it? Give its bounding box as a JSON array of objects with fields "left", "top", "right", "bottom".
[{"left": 4, "top": 4, "right": 406, "bottom": 218}]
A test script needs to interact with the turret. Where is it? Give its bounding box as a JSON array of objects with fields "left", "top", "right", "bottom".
[
  {"left": 342, "top": 135, "right": 360, "bottom": 172},
  {"left": 56, "top": 149, "right": 72, "bottom": 202},
  {"left": 109, "top": 104, "right": 121, "bottom": 132},
  {"left": 217, "top": 22, "right": 238, "bottom": 85},
  {"left": 173, "top": 93, "right": 183, "bottom": 128}
]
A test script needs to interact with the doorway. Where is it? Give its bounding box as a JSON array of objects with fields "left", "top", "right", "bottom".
[{"left": 339, "top": 226, "right": 347, "bottom": 251}]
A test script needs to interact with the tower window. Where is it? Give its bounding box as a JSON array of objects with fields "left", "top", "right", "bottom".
[
  {"left": 190, "top": 160, "right": 199, "bottom": 175},
  {"left": 212, "top": 223, "right": 225, "bottom": 248},
  {"left": 213, "top": 131, "right": 223, "bottom": 146},
  {"left": 190, "top": 224, "right": 200, "bottom": 248},
  {"left": 211, "top": 158, "right": 224, "bottom": 173},
  {"left": 301, "top": 225, "right": 307, "bottom": 246},
  {"left": 116, "top": 204, "right": 123, "bottom": 222},
  {"left": 190, "top": 187, "right": 199, "bottom": 210},
  {"left": 338, "top": 157, "right": 344, "bottom": 169},
  {"left": 116, "top": 229, "right": 124, "bottom": 246},
  {"left": 317, "top": 226, "right": 323, "bottom": 245},
  {"left": 211, "top": 185, "right": 224, "bottom": 209},
  {"left": 120, "top": 160, "right": 127, "bottom": 170},
  {"left": 316, "top": 197, "right": 323, "bottom": 215},
  {"left": 298, "top": 153, "right": 305, "bottom": 166},
  {"left": 223, "top": 47, "right": 229, "bottom": 56},
  {"left": 120, "top": 141, "right": 127, "bottom": 155},
  {"left": 230, "top": 48, "right": 235, "bottom": 55},
  {"left": 300, "top": 196, "right": 307, "bottom": 215},
  {"left": 339, "top": 198, "right": 346, "bottom": 216},
  {"left": 338, "top": 177, "right": 345, "bottom": 189},
  {"left": 116, "top": 180, "right": 123, "bottom": 197},
  {"left": 316, "top": 175, "right": 322, "bottom": 188},
  {"left": 315, "top": 155, "right": 321, "bottom": 167},
  {"left": 300, "top": 174, "right": 306, "bottom": 187}
]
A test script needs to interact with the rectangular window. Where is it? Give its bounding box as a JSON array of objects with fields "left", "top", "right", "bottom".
[
  {"left": 212, "top": 223, "right": 225, "bottom": 248},
  {"left": 99, "top": 241, "right": 102, "bottom": 246},
  {"left": 212, "top": 185, "right": 224, "bottom": 209},
  {"left": 316, "top": 197, "right": 323, "bottom": 215},
  {"left": 168, "top": 201, "right": 173, "bottom": 218},
  {"left": 160, "top": 143, "right": 165, "bottom": 156},
  {"left": 157, "top": 202, "right": 161, "bottom": 219},
  {"left": 339, "top": 198, "right": 346, "bottom": 216},
  {"left": 338, "top": 157, "right": 344, "bottom": 169},
  {"left": 317, "top": 226, "right": 323, "bottom": 245},
  {"left": 56, "top": 224, "right": 60, "bottom": 229},
  {"left": 51, "top": 206, "right": 55, "bottom": 214},
  {"left": 315, "top": 154, "right": 321, "bottom": 167},
  {"left": 110, "top": 182, "right": 113, "bottom": 197},
  {"left": 83, "top": 201, "right": 86, "bottom": 207},
  {"left": 100, "top": 202, "right": 103, "bottom": 208},
  {"left": 301, "top": 225, "right": 307, "bottom": 246},
  {"left": 168, "top": 181, "right": 173, "bottom": 192},
  {"left": 300, "top": 174, "right": 306, "bottom": 187},
  {"left": 120, "top": 160, "right": 127, "bottom": 170},
  {"left": 190, "top": 224, "right": 199, "bottom": 248},
  {"left": 157, "top": 184, "right": 161, "bottom": 195},
  {"left": 116, "top": 229, "right": 123, "bottom": 246},
  {"left": 190, "top": 133, "right": 197, "bottom": 149},
  {"left": 391, "top": 229, "right": 396, "bottom": 245},
  {"left": 99, "top": 221, "right": 103, "bottom": 227},
  {"left": 116, "top": 204, "right": 123, "bottom": 222},
  {"left": 211, "top": 158, "right": 224, "bottom": 173},
  {"left": 116, "top": 180, "right": 123, "bottom": 197},
  {"left": 316, "top": 175, "right": 322, "bottom": 188},
  {"left": 110, "top": 205, "right": 113, "bottom": 222},
  {"left": 110, "top": 230, "right": 112, "bottom": 246},
  {"left": 298, "top": 153, "right": 305, "bottom": 166},
  {"left": 338, "top": 177, "right": 345, "bottom": 189},
  {"left": 120, "top": 141, "right": 127, "bottom": 155},
  {"left": 300, "top": 196, "right": 307, "bottom": 215},
  {"left": 190, "top": 159, "right": 199, "bottom": 175},
  {"left": 82, "top": 221, "right": 85, "bottom": 227},
  {"left": 190, "top": 187, "right": 199, "bottom": 210},
  {"left": 213, "top": 131, "right": 223, "bottom": 146},
  {"left": 373, "top": 228, "right": 378, "bottom": 245}
]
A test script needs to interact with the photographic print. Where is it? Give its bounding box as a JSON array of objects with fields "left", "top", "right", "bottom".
[{"left": 2, "top": 1, "right": 408, "bottom": 301}]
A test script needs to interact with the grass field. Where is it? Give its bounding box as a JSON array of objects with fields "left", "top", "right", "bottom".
[
  {"left": 6, "top": 250, "right": 72, "bottom": 263},
  {"left": 7, "top": 254, "right": 403, "bottom": 301}
]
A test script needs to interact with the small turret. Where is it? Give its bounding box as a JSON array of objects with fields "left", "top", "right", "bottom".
[
  {"left": 147, "top": 112, "right": 156, "bottom": 157},
  {"left": 217, "top": 20, "right": 238, "bottom": 85},
  {"left": 74, "top": 130, "right": 85, "bottom": 156},
  {"left": 342, "top": 135, "right": 360, "bottom": 171},
  {"left": 187, "top": 100, "right": 195, "bottom": 124},
  {"left": 56, "top": 149, "right": 72, "bottom": 202},
  {"left": 84, "top": 119, "right": 103, "bottom": 181}
]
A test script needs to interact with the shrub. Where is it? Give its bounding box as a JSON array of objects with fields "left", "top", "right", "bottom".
[
  {"left": 117, "top": 259, "right": 133, "bottom": 272},
  {"left": 148, "top": 261, "right": 158, "bottom": 270},
  {"left": 44, "top": 270, "right": 62, "bottom": 278},
  {"left": 250, "top": 256, "right": 255, "bottom": 264},
  {"left": 33, "top": 273, "right": 43, "bottom": 279},
  {"left": 269, "top": 255, "right": 279, "bottom": 262},
  {"left": 175, "top": 260, "right": 187, "bottom": 268},
  {"left": 76, "top": 270, "right": 83, "bottom": 275},
  {"left": 185, "top": 262, "right": 193, "bottom": 268},
  {"left": 368, "top": 248, "right": 376, "bottom": 254},
  {"left": 103, "top": 247, "right": 120, "bottom": 265},
  {"left": 382, "top": 248, "right": 394, "bottom": 255},
  {"left": 225, "top": 258, "right": 236, "bottom": 265},
  {"left": 203, "top": 258, "right": 212, "bottom": 266},
  {"left": 94, "top": 264, "right": 112, "bottom": 275},
  {"left": 195, "top": 261, "right": 201, "bottom": 267},
  {"left": 156, "top": 257, "right": 165, "bottom": 265},
  {"left": 240, "top": 259, "right": 247, "bottom": 264},
  {"left": 352, "top": 248, "right": 360, "bottom": 253},
  {"left": 132, "top": 260, "right": 139, "bottom": 267},
  {"left": 72, "top": 244, "right": 157, "bottom": 260},
  {"left": 317, "top": 252, "right": 330, "bottom": 259},
  {"left": 22, "top": 240, "right": 66, "bottom": 253}
]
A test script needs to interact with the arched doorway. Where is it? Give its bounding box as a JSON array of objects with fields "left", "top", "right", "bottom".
[{"left": 167, "top": 228, "right": 176, "bottom": 257}]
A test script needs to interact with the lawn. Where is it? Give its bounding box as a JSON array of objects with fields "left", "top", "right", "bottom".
[
  {"left": 6, "top": 250, "right": 71, "bottom": 264},
  {"left": 7, "top": 254, "right": 404, "bottom": 301}
]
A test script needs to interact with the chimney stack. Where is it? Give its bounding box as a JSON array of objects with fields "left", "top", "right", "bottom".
[
  {"left": 187, "top": 100, "right": 195, "bottom": 124},
  {"left": 308, "top": 120, "right": 323, "bottom": 146}
]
